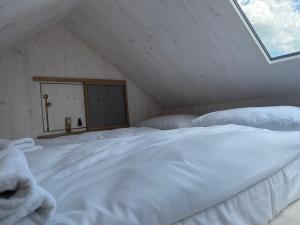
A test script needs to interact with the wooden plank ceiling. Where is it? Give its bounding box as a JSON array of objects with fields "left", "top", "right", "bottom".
[
  {"left": 2, "top": 0, "right": 300, "bottom": 108},
  {"left": 0, "top": 0, "right": 79, "bottom": 52}
]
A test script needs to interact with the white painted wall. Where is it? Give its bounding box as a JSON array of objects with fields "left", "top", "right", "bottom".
[
  {"left": 0, "top": 24, "right": 163, "bottom": 139},
  {"left": 165, "top": 94, "right": 300, "bottom": 116}
]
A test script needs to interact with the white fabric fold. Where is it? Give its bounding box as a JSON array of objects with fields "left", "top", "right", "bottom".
[
  {"left": 22, "top": 146, "right": 44, "bottom": 153},
  {"left": 0, "top": 148, "right": 35, "bottom": 219},
  {"left": 28, "top": 125, "right": 300, "bottom": 225},
  {"left": 2, "top": 186, "right": 56, "bottom": 225},
  {"left": 0, "top": 148, "right": 56, "bottom": 225},
  {"left": 8, "top": 138, "right": 35, "bottom": 151}
]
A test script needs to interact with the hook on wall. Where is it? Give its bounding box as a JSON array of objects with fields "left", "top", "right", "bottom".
[{"left": 43, "top": 94, "right": 52, "bottom": 132}]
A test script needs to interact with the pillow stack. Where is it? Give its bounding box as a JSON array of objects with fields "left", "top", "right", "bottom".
[
  {"left": 137, "top": 114, "right": 198, "bottom": 130},
  {"left": 192, "top": 106, "right": 300, "bottom": 131}
]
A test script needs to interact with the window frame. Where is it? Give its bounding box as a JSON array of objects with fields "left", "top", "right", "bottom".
[{"left": 232, "top": 0, "right": 300, "bottom": 63}]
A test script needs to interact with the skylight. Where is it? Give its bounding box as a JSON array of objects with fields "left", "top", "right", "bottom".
[{"left": 233, "top": 0, "right": 300, "bottom": 61}]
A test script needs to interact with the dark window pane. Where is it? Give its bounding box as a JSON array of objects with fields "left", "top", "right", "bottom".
[{"left": 86, "top": 84, "right": 127, "bottom": 129}]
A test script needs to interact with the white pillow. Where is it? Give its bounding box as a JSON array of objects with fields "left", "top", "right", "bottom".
[
  {"left": 192, "top": 106, "right": 300, "bottom": 131},
  {"left": 137, "top": 115, "right": 198, "bottom": 130}
]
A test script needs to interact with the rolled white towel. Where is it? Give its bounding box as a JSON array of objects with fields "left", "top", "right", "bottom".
[
  {"left": 0, "top": 148, "right": 56, "bottom": 225},
  {"left": 8, "top": 138, "right": 35, "bottom": 150},
  {"left": 2, "top": 185, "right": 56, "bottom": 225},
  {"left": 0, "top": 148, "right": 35, "bottom": 219}
]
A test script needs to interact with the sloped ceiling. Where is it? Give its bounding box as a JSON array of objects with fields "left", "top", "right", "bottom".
[
  {"left": 63, "top": 0, "right": 300, "bottom": 108},
  {"left": 0, "top": 0, "right": 79, "bottom": 52},
  {"left": 2, "top": 0, "right": 300, "bottom": 108}
]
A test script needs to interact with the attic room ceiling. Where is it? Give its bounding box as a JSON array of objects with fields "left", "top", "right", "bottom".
[
  {"left": 0, "top": 0, "right": 79, "bottom": 52},
  {"left": 2, "top": 0, "right": 300, "bottom": 108},
  {"left": 63, "top": 0, "right": 300, "bottom": 108}
]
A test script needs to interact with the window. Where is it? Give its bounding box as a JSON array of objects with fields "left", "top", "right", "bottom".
[
  {"left": 84, "top": 82, "right": 129, "bottom": 131},
  {"left": 233, "top": 0, "right": 300, "bottom": 61}
]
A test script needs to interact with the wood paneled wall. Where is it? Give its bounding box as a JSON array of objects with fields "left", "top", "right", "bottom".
[
  {"left": 0, "top": 25, "right": 163, "bottom": 139},
  {"left": 64, "top": 0, "right": 300, "bottom": 108},
  {"left": 0, "top": 0, "right": 80, "bottom": 52},
  {"left": 165, "top": 94, "right": 300, "bottom": 116}
]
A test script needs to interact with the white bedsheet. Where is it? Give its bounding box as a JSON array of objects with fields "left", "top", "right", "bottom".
[
  {"left": 25, "top": 125, "right": 300, "bottom": 225},
  {"left": 37, "top": 127, "right": 160, "bottom": 147},
  {"left": 174, "top": 153, "right": 300, "bottom": 225}
]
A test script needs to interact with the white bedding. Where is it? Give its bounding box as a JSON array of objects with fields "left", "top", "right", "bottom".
[
  {"left": 174, "top": 154, "right": 300, "bottom": 225},
  {"left": 137, "top": 114, "right": 198, "bottom": 130},
  {"left": 37, "top": 127, "right": 160, "bottom": 147},
  {"left": 192, "top": 106, "right": 300, "bottom": 131},
  {"left": 25, "top": 125, "right": 300, "bottom": 225}
]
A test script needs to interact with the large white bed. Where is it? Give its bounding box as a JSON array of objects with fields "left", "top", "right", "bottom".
[{"left": 23, "top": 124, "right": 300, "bottom": 225}]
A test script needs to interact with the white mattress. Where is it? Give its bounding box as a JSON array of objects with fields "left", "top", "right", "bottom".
[
  {"left": 24, "top": 125, "right": 300, "bottom": 225},
  {"left": 173, "top": 154, "right": 300, "bottom": 225}
]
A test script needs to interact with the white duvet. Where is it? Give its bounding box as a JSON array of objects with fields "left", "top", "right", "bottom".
[
  {"left": 37, "top": 127, "right": 159, "bottom": 148},
  {"left": 26, "top": 125, "right": 300, "bottom": 225}
]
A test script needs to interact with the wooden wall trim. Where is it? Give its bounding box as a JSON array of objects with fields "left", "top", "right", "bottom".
[
  {"left": 33, "top": 76, "right": 126, "bottom": 85},
  {"left": 87, "top": 124, "right": 130, "bottom": 132}
]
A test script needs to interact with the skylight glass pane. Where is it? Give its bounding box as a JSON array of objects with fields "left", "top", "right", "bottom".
[{"left": 235, "top": 0, "right": 300, "bottom": 60}]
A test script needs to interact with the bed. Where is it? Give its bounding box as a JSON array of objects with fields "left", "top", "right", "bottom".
[
  {"left": 23, "top": 124, "right": 300, "bottom": 225},
  {"left": 36, "top": 127, "right": 160, "bottom": 148},
  {"left": 3, "top": 107, "right": 300, "bottom": 225}
]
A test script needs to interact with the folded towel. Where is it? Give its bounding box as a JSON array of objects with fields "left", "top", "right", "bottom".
[
  {"left": 2, "top": 185, "right": 56, "bottom": 225},
  {"left": 0, "top": 148, "right": 35, "bottom": 219},
  {"left": 0, "top": 148, "right": 56, "bottom": 225},
  {"left": 8, "top": 139, "right": 35, "bottom": 151}
]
